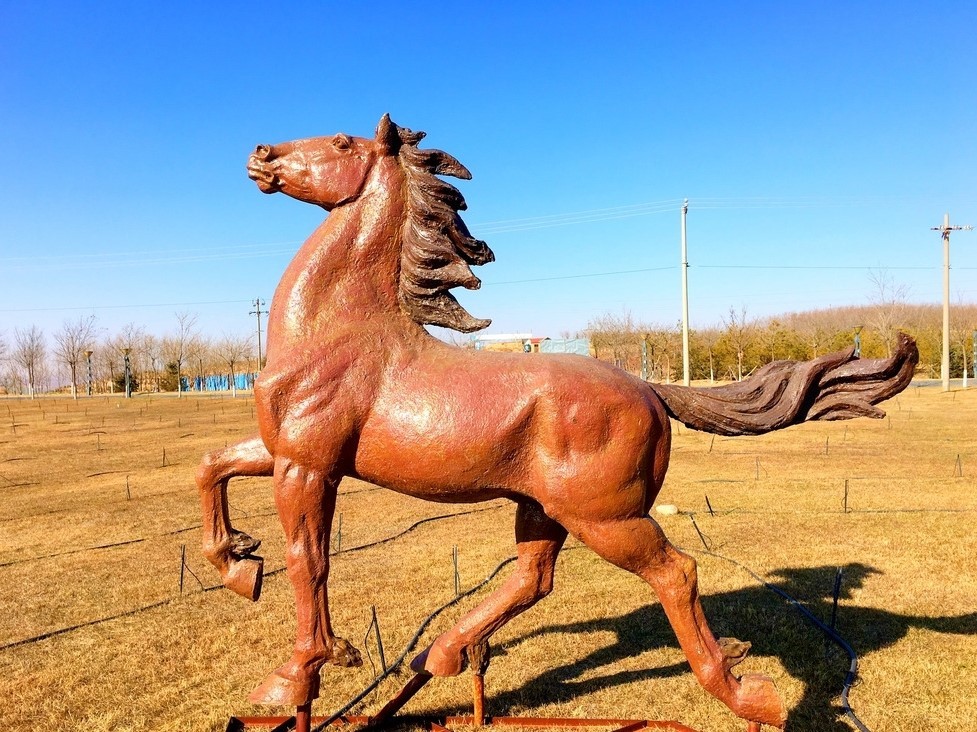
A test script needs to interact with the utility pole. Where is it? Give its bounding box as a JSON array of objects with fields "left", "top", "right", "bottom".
[
  {"left": 250, "top": 298, "right": 269, "bottom": 371},
  {"left": 680, "top": 198, "right": 690, "bottom": 386},
  {"left": 931, "top": 213, "right": 973, "bottom": 392}
]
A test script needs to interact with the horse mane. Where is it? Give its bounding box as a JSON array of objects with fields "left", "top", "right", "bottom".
[{"left": 394, "top": 123, "right": 495, "bottom": 333}]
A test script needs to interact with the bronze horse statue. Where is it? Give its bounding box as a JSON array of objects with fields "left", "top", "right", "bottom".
[{"left": 196, "top": 115, "right": 918, "bottom": 729}]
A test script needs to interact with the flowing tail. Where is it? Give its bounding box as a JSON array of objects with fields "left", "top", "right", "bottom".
[{"left": 649, "top": 333, "right": 919, "bottom": 436}]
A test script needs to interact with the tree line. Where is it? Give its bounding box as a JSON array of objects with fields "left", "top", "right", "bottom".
[
  {"left": 0, "top": 312, "right": 257, "bottom": 399},
  {"left": 584, "top": 301, "right": 977, "bottom": 383},
  {"left": 1, "top": 295, "right": 975, "bottom": 397}
]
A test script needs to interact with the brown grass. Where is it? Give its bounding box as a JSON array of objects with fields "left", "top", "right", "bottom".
[{"left": 0, "top": 386, "right": 974, "bottom": 732}]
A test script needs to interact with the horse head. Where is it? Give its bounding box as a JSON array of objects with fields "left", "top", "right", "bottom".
[
  {"left": 249, "top": 114, "right": 495, "bottom": 333},
  {"left": 247, "top": 115, "right": 404, "bottom": 209}
]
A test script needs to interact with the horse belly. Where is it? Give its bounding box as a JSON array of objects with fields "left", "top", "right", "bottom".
[{"left": 352, "top": 394, "right": 532, "bottom": 503}]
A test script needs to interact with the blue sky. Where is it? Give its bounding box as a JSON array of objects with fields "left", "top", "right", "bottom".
[{"left": 1, "top": 2, "right": 975, "bottom": 343}]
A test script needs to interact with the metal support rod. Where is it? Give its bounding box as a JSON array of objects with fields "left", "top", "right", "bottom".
[
  {"left": 295, "top": 703, "right": 312, "bottom": 732},
  {"left": 368, "top": 673, "right": 432, "bottom": 728},
  {"left": 680, "top": 199, "right": 690, "bottom": 386},
  {"left": 473, "top": 675, "right": 486, "bottom": 727}
]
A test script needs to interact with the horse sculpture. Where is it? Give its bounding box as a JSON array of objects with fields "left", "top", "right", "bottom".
[{"left": 196, "top": 114, "right": 918, "bottom": 729}]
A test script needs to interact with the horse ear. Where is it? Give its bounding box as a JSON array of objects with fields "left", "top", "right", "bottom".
[{"left": 375, "top": 113, "right": 401, "bottom": 154}]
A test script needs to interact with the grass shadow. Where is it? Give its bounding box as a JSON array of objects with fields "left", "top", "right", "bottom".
[{"left": 417, "top": 562, "right": 977, "bottom": 731}]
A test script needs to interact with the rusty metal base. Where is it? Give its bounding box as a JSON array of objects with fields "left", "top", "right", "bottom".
[
  {"left": 227, "top": 671, "right": 766, "bottom": 732},
  {"left": 228, "top": 714, "right": 702, "bottom": 732}
]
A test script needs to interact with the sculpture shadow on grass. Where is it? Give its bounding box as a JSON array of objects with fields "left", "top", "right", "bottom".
[{"left": 418, "top": 562, "right": 977, "bottom": 731}]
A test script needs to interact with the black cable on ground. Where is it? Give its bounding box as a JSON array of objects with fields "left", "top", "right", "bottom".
[
  {"left": 686, "top": 540, "right": 870, "bottom": 732},
  {"left": 311, "top": 556, "right": 517, "bottom": 732},
  {"left": 0, "top": 505, "right": 505, "bottom": 652},
  {"left": 0, "top": 484, "right": 457, "bottom": 567}
]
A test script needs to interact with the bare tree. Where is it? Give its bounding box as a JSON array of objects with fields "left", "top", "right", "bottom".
[
  {"left": 13, "top": 326, "right": 45, "bottom": 399},
  {"left": 214, "top": 333, "right": 254, "bottom": 398},
  {"left": 102, "top": 324, "right": 145, "bottom": 394},
  {"left": 867, "top": 269, "right": 910, "bottom": 358},
  {"left": 721, "top": 306, "right": 755, "bottom": 381},
  {"left": 586, "top": 311, "right": 638, "bottom": 370},
  {"left": 696, "top": 328, "right": 720, "bottom": 383},
  {"left": 143, "top": 334, "right": 163, "bottom": 392},
  {"left": 950, "top": 302, "right": 977, "bottom": 385},
  {"left": 53, "top": 315, "right": 97, "bottom": 399},
  {"left": 163, "top": 311, "right": 200, "bottom": 397}
]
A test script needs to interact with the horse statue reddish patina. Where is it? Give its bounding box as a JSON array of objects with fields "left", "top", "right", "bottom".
[{"left": 197, "top": 115, "right": 918, "bottom": 729}]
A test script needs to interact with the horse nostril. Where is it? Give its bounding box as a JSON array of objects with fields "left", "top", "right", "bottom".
[{"left": 255, "top": 144, "right": 273, "bottom": 161}]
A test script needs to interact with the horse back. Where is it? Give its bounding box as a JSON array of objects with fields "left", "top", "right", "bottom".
[{"left": 353, "top": 345, "right": 671, "bottom": 509}]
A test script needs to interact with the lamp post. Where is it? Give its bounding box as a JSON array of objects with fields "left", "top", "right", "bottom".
[
  {"left": 641, "top": 333, "right": 649, "bottom": 381},
  {"left": 84, "top": 350, "right": 94, "bottom": 397},
  {"left": 852, "top": 326, "right": 863, "bottom": 358},
  {"left": 123, "top": 348, "right": 132, "bottom": 399}
]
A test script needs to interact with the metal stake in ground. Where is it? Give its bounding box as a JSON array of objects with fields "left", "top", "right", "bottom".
[
  {"left": 829, "top": 567, "right": 844, "bottom": 633},
  {"left": 180, "top": 544, "right": 186, "bottom": 595},
  {"left": 453, "top": 545, "right": 461, "bottom": 597}
]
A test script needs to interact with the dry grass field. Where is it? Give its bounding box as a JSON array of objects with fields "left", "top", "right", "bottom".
[{"left": 1, "top": 386, "right": 975, "bottom": 732}]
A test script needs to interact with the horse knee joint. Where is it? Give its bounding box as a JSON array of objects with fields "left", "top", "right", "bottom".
[
  {"left": 195, "top": 451, "right": 220, "bottom": 487},
  {"left": 676, "top": 552, "right": 698, "bottom": 585},
  {"left": 536, "top": 571, "right": 555, "bottom": 599}
]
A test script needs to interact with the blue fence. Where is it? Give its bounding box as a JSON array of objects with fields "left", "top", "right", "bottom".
[{"left": 183, "top": 373, "right": 258, "bottom": 392}]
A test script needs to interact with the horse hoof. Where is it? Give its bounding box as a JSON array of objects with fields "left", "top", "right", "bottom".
[
  {"left": 224, "top": 556, "right": 263, "bottom": 601},
  {"left": 249, "top": 670, "right": 320, "bottom": 706},
  {"left": 230, "top": 529, "right": 261, "bottom": 557},
  {"left": 410, "top": 641, "right": 464, "bottom": 677},
  {"left": 328, "top": 637, "right": 363, "bottom": 668},
  {"left": 735, "top": 674, "right": 787, "bottom": 729}
]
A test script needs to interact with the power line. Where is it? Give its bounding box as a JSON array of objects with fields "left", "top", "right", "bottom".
[
  {"left": 483, "top": 265, "right": 676, "bottom": 286},
  {"left": 696, "top": 264, "right": 937, "bottom": 271},
  {"left": 2, "top": 194, "right": 957, "bottom": 271},
  {"left": 0, "top": 261, "right": 959, "bottom": 315},
  {"left": 0, "top": 299, "right": 252, "bottom": 313}
]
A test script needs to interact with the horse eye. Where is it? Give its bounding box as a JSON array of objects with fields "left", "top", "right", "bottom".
[{"left": 334, "top": 135, "right": 351, "bottom": 150}]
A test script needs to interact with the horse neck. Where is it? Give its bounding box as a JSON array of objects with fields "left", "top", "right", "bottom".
[{"left": 266, "top": 159, "right": 421, "bottom": 354}]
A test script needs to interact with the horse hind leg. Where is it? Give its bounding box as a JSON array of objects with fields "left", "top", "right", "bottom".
[
  {"left": 411, "top": 499, "right": 568, "bottom": 677},
  {"left": 196, "top": 435, "right": 273, "bottom": 600},
  {"left": 250, "top": 458, "right": 362, "bottom": 707},
  {"left": 560, "top": 512, "right": 787, "bottom": 729}
]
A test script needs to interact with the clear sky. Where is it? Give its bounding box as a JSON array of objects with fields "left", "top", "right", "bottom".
[{"left": 1, "top": 2, "right": 975, "bottom": 344}]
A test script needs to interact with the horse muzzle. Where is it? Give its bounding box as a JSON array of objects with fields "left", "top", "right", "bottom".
[{"left": 248, "top": 145, "right": 281, "bottom": 193}]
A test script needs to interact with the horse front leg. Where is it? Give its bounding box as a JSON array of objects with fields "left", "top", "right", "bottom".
[
  {"left": 249, "top": 457, "right": 362, "bottom": 707},
  {"left": 196, "top": 435, "right": 273, "bottom": 600},
  {"left": 411, "top": 500, "right": 568, "bottom": 677}
]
